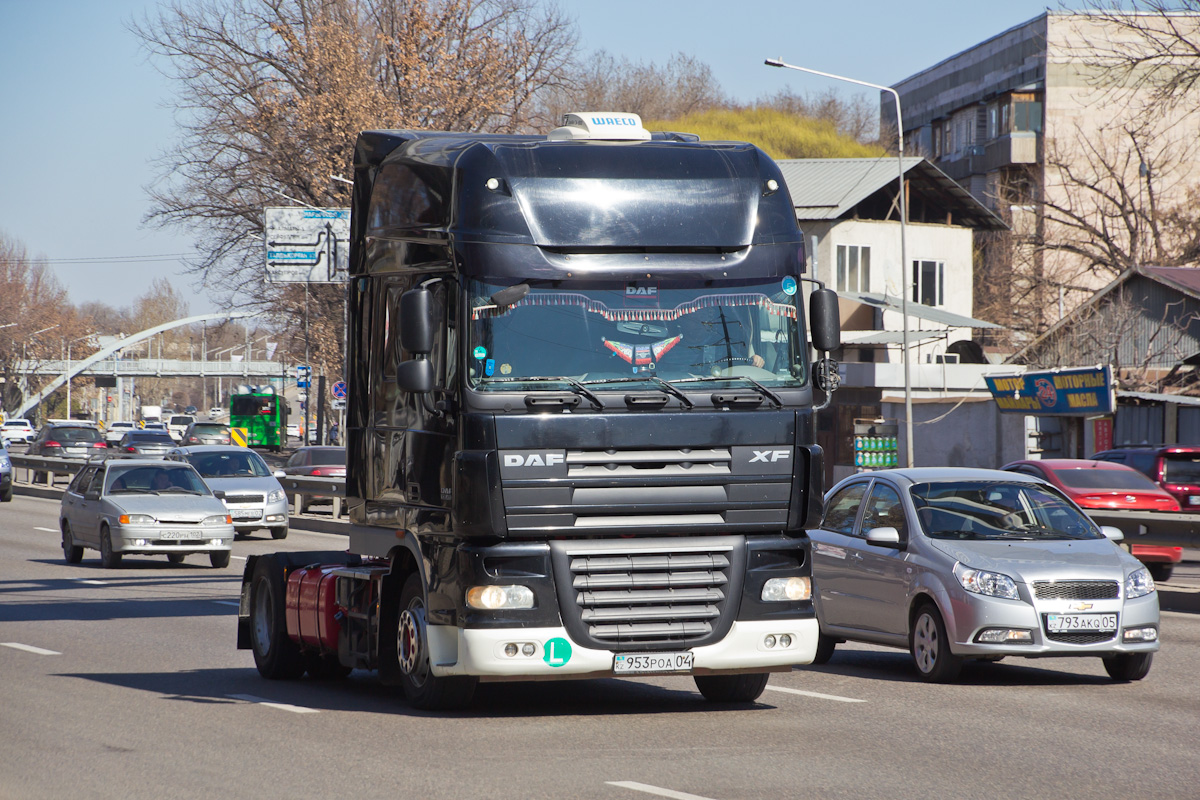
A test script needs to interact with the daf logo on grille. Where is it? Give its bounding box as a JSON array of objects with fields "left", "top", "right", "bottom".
[
  {"left": 750, "top": 450, "right": 790, "bottom": 463},
  {"left": 504, "top": 453, "right": 565, "bottom": 468},
  {"left": 1070, "top": 602, "right": 1093, "bottom": 611}
]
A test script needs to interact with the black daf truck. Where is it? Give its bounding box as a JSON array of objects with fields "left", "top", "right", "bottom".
[{"left": 239, "top": 113, "right": 841, "bottom": 709}]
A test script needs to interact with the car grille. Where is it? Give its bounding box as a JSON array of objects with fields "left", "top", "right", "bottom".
[
  {"left": 1044, "top": 630, "right": 1116, "bottom": 645},
  {"left": 222, "top": 493, "right": 265, "bottom": 505},
  {"left": 550, "top": 537, "right": 743, "bottom": 650},
  {"left": 1032, "top": 580, "right": 1120, "bottom": 600}
]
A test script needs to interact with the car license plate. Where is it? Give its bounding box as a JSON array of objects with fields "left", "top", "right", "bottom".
[
  {"left": 159, "top": 531, "right": 203, "bottom": 540},
  {"left": 231, "top": 509, "right": 260, "bottom": 520},
  {"left": 1189, "top": 496, "right": 1200, "bottom": 506},
  {"left": 613, "top": 652, "right": 694, "bottom": 674},
  {"left": 1046, "top": 613, "right": 1117, "bottom": 633}
]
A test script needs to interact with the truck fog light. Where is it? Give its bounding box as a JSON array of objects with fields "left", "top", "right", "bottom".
[
  {"left": 522, "top": 643, "right": 536, "bottom": 657},
  {"left": 976, "top": 628, "right": 1033, "bottom": 644},
  {"left": 466, "top": 585, "right": 535, "bottom": 610},
  {"left": 779, "top": 634, "right": 792, "bottom": 648},
  {"left": 504, "top": 643, "right": 518, "bottom": 657},
  {"left": 763, "top": 634, "right": 777, "bottom": 648},
  {"left": 1123, "top": 627, "right": 1158, "bottom": 642},
  {"left": 761, "top": 577, "right": 811, "bottom": 602}
]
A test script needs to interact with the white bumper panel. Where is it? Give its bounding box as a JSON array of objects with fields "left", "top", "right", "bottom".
[{"left": 429, "top": 619, "right": 818, "bottom": 678}]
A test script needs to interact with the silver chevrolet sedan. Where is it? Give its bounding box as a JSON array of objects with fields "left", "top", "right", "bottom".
[
  {"left": 59, "top": 458, "right": 235, "bottom": 568},
  {"left": 167, "top": 446, "right": 289, "bottom": 539},
  {"left": 808, "top": 468, "right": 1159, "bottom": 682}
]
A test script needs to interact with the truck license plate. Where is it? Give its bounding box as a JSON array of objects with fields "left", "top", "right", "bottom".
[
  {"left": 1046, "top": 613, "right": 1117, "bottom": 633},
  {"left": 613, "top": 652, "right": 694, "bottom": 674}
]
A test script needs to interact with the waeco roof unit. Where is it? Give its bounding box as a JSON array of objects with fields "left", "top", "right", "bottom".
[{"left": 547, "top": 111, "right": 652, "bottom": 141}]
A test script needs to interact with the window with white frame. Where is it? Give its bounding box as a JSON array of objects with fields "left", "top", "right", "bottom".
[
  {"left": 912, "top": 260, "right": 944, "bottom": 306},
  {"left": 836, "top": 245, "right": 871, "bottom": 293}
]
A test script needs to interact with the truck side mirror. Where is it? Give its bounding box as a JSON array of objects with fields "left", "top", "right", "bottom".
[
  {"left": 809, "top": 288, "right": 841, "bottom": 353},
  {"left": 396, "top": 359, "right": 434, "bottom": 393},
  {"left": 399, "top": 287, "right": 434, "bottom": 355}
]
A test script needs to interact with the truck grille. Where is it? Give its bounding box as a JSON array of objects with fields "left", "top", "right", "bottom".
[
  {"left": 1033, "top": 581, "right": 1120, "bottom": 600},
  {"left": 551, "top": 537, "right": 744, "bottom": 650}
]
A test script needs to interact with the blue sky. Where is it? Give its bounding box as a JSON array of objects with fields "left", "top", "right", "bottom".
[{"left": 0, "top": 0, "right": 1069, "bottom": 313}]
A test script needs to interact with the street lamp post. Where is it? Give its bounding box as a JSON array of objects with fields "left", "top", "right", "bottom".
[{"left": 765, "top": 57, "right": 915, "bottom": 467}]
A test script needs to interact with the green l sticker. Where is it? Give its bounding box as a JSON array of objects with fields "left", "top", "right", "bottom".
[{"left": 543, "top": 637, "right": 572, "bottom": 667}]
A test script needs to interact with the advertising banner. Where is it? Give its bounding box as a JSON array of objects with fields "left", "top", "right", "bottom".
[{"left": 985, "top": 366, "right": 1115, "bottom": 416}]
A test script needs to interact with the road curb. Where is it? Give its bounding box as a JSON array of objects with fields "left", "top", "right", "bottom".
[
  {"left": 1159, "top": 587, "right": 1200, "bottom": 614},
  {"left": 288, "top": 517, "right": 349, "bottom": 536}
]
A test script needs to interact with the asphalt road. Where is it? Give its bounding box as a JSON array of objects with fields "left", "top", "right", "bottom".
[{"left": 3, "top": 493, "right": 1200, "bottom": 799}]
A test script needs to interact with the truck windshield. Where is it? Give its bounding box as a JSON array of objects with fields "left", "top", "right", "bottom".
[{"left": 467, "top": 278, "right": 808, "bottom": 390}]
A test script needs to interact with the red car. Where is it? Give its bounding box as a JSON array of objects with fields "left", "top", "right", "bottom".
[{"left": 1003, "top": 458, "right": 1182, "bottom": 581}]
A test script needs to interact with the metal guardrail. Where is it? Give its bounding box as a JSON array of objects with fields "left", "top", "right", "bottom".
[
  {"left": 1085, "top": 509, "right": 1200, "bottom": 549},
  {"left": 8, "top": 454, "right": 348, "bottom": 518}
]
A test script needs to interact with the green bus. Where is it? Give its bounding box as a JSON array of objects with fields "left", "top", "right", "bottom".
[{"left": 229, "top": 391, "right": 288, "bottom": 451}]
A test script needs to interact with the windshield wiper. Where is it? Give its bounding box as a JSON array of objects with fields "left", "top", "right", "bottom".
[
  {"left": 671, "top": 375, "right": 784, "bottom": 409},
  {"left": 482, "top": 376, "right": 604, "bottom": 409},
  {"left": 581, "top": 376, "right": 694, "bottom": 409}
]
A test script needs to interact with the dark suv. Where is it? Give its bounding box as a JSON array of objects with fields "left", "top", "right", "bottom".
[{"left": 1091, "top": 444, "right": 1200, "bottom": 581}]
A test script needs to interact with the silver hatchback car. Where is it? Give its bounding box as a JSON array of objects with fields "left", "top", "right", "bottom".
[{"left": 808, "top": 468, "right": 1160, "bottom": 683}]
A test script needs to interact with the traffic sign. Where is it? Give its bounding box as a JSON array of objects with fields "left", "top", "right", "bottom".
[
  {"left": 231, "top": 427, "right": 249, "bottom": 447},
  {"left": 295, "top": 365, "right": 311, "bottom": 380},
  {"left": 331, "top": 398, "right": 346, "bottom": 411},
  {"left": 332, "top": 381, "right": 347, "bottom": 399},
  {"left": 297, "top": 380, "right": 310, "bottom": 388}
]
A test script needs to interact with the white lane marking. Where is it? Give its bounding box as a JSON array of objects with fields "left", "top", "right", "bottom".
[
  {"left": 2, "top": 642, "right": 61, "bottom": 656},
  {"left": 606, "top": 782, "right": 717, "bottom": 800},
  {"left": 34, "top": 527, "right": 58, "bottom": 533},
  {"left": 227, "top": 694, "right": 319, "bottom": 714},
  {"left": 213, "top": 600, "right": 241, "bottom": 607},
  {"left": 77, "top": 580, "right": 107, "bottom": 585},
  {"left": 232, "top": 555, "right": 247, "bottom": 561},
  {"left": 765, "top": 685, "right": 865, "bottom": 703}
]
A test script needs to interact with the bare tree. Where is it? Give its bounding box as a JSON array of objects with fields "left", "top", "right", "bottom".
[
  {"left": 756, "top": 87, "right": 878, "bottom": 145},
  {"left": 131, "top": 0, "right": 577, "bottom": 306}
]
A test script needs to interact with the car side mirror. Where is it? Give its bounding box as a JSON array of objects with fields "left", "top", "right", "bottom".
[
  {"left": 273, "top": 470, "right": 286, "bottom": 479},
  {"left": 1100, "top": 525, "right": 1124, "bottom": 542},
  {"left": 865, "top": 526, "right": 903, "bottom": 547}
]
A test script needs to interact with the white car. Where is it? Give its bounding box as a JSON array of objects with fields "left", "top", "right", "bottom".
[
  {"left": 167, "top": 414, "right": 196, "bottom": 442},
  {"left": 209, "top": 407, "right": 224, "bottom": 418},
  {"left": 105, "top": 421, "right": 137, "bottom": 447},
  {"left": 1, "top": 419, "right": 36, "bottom": 445}
]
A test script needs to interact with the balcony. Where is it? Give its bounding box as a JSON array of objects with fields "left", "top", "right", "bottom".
[{"left": 934, "top": 132, "right": 1041, "bottom": 181}]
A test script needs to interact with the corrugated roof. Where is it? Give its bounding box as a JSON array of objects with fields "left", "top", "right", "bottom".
[
  {"left": 842, "top": 330, "right": 948, "bottom": 345},
  {"left": 1142, "top": 266, "right": 1200, "bottom": 297},
  {"left": 776, "top": 157, "right": 1006, "bottom": 230},
  {"left": 838, "top": 291, "right": 1002, "bottom": 329}
]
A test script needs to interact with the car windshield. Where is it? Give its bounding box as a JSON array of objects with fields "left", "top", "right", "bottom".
[
  {"left": 128, "top": 432, "right": 174, "bottom": 442},
  {"left": 1050, "top": 468, "right": 1163, "bottom": 492},
  {"left": 169, "top": 416, "right": 192, "bottom": 425},
  {"left": 187, "top": 450, "right": 271, "bottom": 478},
  {"left": 105, "top": 465, "right": 209, "bottom": 495},
  {"left": 54, "top": 427, "right": 102, "bottom": 443},
  {"left": 1163, "top": 454, "right": 1200, "bottom": 484},
  {"left": 310, "top": 448, "right": 345, "bottom": 466},
  {"left": 911, "top": 480, "right": 1102, "bottom": 540},
  {"left": 467, "top": 277, "right": 809, "bottom": 390}
]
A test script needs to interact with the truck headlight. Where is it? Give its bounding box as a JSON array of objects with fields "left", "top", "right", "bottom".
[
  {"left": 761, "top": 576, "right": 811, "bottom": 602},
  {"left": 1125, "top": 567, "right": 1155, "bottom": 599},
  {"left": 954, "top": 563, "right": 1019, "bottom": 599},
  {"left": 466, "top": 585, "right": 535, "bottom": 610}
]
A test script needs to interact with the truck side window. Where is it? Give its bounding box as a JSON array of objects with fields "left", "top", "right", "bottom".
[{"left": 822, "top": 483, "right": 868, "bottom": 535}]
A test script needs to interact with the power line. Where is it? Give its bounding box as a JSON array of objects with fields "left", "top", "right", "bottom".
[{"left": 37, "top": 253, "right": 196, "bottom": 265}]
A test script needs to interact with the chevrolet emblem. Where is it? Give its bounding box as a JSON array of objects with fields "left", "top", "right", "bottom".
[{"left": 1070, "top": 602, "right": 1094, "bottom": 611}]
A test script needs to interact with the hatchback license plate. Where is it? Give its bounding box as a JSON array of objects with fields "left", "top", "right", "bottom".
[
  {"left": 1046, "top": 613, "right": 1117, "bottom": 633},
  {"left": 613, "top": 652, "right": 694, "bottom": 674},
  {"left": 160, "top": 531, "right": 202, "bottom": 540}
]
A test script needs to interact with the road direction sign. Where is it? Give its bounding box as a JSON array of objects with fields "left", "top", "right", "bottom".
[
  {"left": 265, "top": 208, "right": 350, "bottom": 283},
  {"left": 297, "top": 381, "right": 310, "bottom": 388},
  {"left": 332, "top": 381, "right": 347, "bottom": 399}
]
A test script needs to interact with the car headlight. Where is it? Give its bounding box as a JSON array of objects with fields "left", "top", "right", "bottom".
[
  {"left": 118, "top": 514, "right": 155, "bottom": 524},
  {"left": 267, "top": 489, "right": 286, "bottom": 504},
  {"left": 954, "top": 563, "right": 1019, "bottom": 600},
  {"left": 203, "top": 514, "right": 233, "bottom": 526},
  {"left": 0, "top": 457, "right": 10, "bottom": 469},
  {"left": 1125, "top": 567, "right": 1156, "bottom": 599}
]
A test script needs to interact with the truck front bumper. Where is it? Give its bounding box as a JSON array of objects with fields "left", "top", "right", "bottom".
[{"left": 428, "top": 619, "right": 817, "bottom": 680}]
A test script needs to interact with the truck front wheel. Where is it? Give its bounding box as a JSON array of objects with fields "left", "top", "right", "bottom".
[
  {"left": 394, "top": 573, "right": 477, "bottom": 710},
  {"left": 249, "top": 555, "right": 304, "bottom": 679},
  {"left": 694, "top": 673, "right": 770, "bottom": 703}
]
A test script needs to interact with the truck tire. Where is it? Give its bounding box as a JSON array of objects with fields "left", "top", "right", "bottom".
[
  {"left": 694, "top": 673, "right": 770, "bottom": 703},
  {"left": 61, "top": 522, "right": 83, "bottom": 564},
  {"left": 249, "top": 554, "right": 305, "bottom": 679},
  {"left": 393, "top": 573, "right": 477, "bottom": 710},
  {"left": 99, "top": 526, "right": 122, "bottom": 569}
]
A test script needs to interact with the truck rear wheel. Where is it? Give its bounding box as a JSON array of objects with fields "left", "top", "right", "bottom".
[
  {"left": 694, "top": 673, "right": 770, "bottom": 703},
  {"left": 249, "top": 554, "right": 304, "bottom": 679},
  {"left": 393, "top": 573, "right": 477, "bottom": 710}
]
